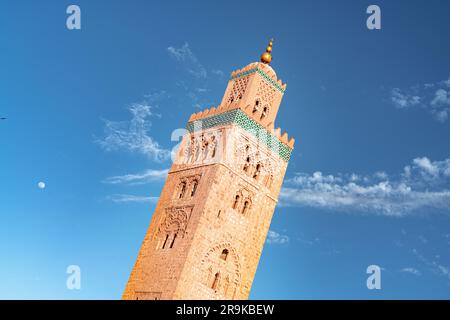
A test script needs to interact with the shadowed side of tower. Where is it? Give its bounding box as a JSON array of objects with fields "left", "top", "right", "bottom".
[{"left": 123, "top": 41, "right": 295, "bottom": 300}]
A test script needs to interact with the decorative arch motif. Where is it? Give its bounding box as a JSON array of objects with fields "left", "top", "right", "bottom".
[
  {"left": 183, "top": 130, "right": 221, "bottom": 165},
  {"left": 235, "top": 135, "right": 283, "bottom": 189},
  {"left": 231, "top": 188, "right": 253, "bottom": 215},
  {"left": 156, "top": 206, "right": 193, "bottom": 249},
  {"left": 201, "top": 242, "right": 241, "bottom": 298},
  {"left": 174, "top": 175, "right": 202, "bottom": 200}
]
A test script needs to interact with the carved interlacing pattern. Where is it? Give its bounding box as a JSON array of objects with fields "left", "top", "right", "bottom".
[
  {"left": 157, "top": 206, "right": 193, "bottom": 239},
  {"left": 256, "top": 79, "right": 276, "bottom": 107},
  {"left": 227, "top": 77, "right": 249, "bottom": 104}
]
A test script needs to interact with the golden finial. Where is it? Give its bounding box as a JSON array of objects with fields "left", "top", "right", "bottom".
[{"left": 260, "top": 38, "right": 274, "bottom": 64}]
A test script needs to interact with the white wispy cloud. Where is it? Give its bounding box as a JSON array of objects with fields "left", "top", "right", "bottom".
[
  {"left": 168, "top": 43, "right": 224, "bottom": 110},
  {"left": 106, "top": 194, "right": 159, "bottom": 204},
  {"left": 167, "top": 43, "right": 207, "bottom": 79},
  {"left": 391, "top": 88, "right": 421, "bottom": 108},
  {"left": 412, "top": 248, "right": 450, "bottom": 282},
  {"left": 400, "top": 267, "right": 421, "bottom": 276},
  {"left": 103, "top": 168, "right": 169, "bottom": 185},
  {"left": 212, "top": 69, "right": 225, "bottom": 77},
  {"left": 266, "top": 230, "right": 289, "bottom": 245},
  {"left": 391, "top": 77, "right": 450, "bottom": 122},
  {"left": 96, "top": 103, "right": 171, "bottom": 162},
  {"left": 280, "top": 156, "right": 450, "bottom": 216}
]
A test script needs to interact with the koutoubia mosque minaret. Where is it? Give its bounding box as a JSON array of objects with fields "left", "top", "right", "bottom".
[{"left": 123, "top": 40, "right": 295, "bottom": 300}]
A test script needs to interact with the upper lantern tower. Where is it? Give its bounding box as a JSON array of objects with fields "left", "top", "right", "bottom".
[{"left": 218, "top": 39, "right": 287, "bottom": 130}]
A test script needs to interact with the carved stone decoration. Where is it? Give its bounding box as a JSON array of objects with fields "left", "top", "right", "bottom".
[
  {"left": 174, "top": 175, "right": 202, "bottom": 200},
  {"left": 231, "top": 186, "right": 254, "bottom": 216},
  {"left": 234, "top": 134, "right": 283, "bottom": 189},
  {"left": 157, "top": 206, "right": 194, "bottom": 239},
  {"left": 182, "top": 129, "right": 223, "bottom": 165},
  {"left": 200, "top": 243, "right": 241, "bottom": 299}
]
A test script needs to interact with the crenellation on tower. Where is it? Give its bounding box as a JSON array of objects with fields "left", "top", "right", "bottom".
[{"left": 123, "top": 40, "right": 295, "bottom": 300}]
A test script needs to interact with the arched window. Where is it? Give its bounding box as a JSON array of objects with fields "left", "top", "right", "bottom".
[
  {"left": 162, "top": 234, "right": 169, "bottom": 249},
  {"left": 253, "top": 163, "right": 261, "bottom": 179},
  {"left": 220, "top": 249, "right": 229, "bottom": 261},
  {"left": 211, "top": 272, "right": 220, "bottom": 290},
  {"left": 232, "top": 195, "right": 240, "bottom": 209},
  {"left": 243, "top": 156, "right": 251, "bottom": 172},
  {"left": 242, "top": 200, "right": 250, "bottom": 215},
  {"left": 253, "top": 100, "right": 260, "bottom": 113},
  {"left": 191, "top": 180, "right": 198, "bottom": 197},
  {"left": 203, "top": 142, "right": 209, "bottom": 159},
  {"left": 260, "top": 106, "right": 268, "bottom": 120},
  {"left": 178, "top": 182, "right": 187, "bottom": 198},
  {"left": 169, "top": 233, "right": 177, "bottom": 248}
]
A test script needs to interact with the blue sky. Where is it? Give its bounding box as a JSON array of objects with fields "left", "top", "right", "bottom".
[{"left": 1, "top": 0, "right": 450, "bottom": 299}]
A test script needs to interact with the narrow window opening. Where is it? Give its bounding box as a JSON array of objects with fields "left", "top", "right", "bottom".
[
  {"left": 260, "top": 106, "right": 268, "bottom": 120},
  {"left": 253, "top": 164, "right": 261, "bottom": 179},
  {"left": 203, "top": 142, "right": 209, "bottom": 159},
  {"left": 253, "top": 100, "right": 260, "bottom": 113},
  {"left": 242, "top": 200, "right": 250, "bottom": 215},
  {"left": 232, "top": 195, "right": 240, "bottom": 209},
  {"left": 243, "top": 156, "right": 250, "bottom": 172},
  {"left": 191, "top": 180, "right": 198, "bottom": 197},
  {"left": 211, "top": 272, "right": 220, "bottom": 290},
  {"left": 169, "top": 233, "right": 177, "bottom": 248},
  {"left": 162, "top": 234, "right": 169, "bottom": 249},
  {"left": 179, "top": 182, "right": 187, "bottom": 198},
  {"left": 220, "top": 249, "right": 229, "bottom": 261}
]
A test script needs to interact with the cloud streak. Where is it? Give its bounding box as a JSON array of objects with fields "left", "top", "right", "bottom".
[
  {"left": 96, "top": 103, "right": 171, "bottom": 162},
  {"left": 391, "top": 77, "right": 450, "bottom": 122},
  {"left": 412, "top": 248, "right": 450, "bottom": 283},
  {"left": 103, "top": 168, "right": 169, "bottom": 185},
  {"left": 266, "top": 230, "right": 289, "bottom": 245},
  {"left": 168, "top": 43, "right": 207, "bottom": 79},
  {"left": 400, "top": 267, "right": 421, "bottom": 276},
  {"left": 280, "top": 156, "right": 450, "bottom": 216},
  {"left": 106, "top": 194, "right": 159, "bottom": 204}
]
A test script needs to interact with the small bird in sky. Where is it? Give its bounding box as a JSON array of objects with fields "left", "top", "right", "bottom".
[{"left": 0, "top": 117, "right": 7, "bottom": 120}]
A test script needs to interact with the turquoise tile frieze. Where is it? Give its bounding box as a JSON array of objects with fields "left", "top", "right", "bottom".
[{"left": 187, "top": 109, "right": 292, "bottom": 162}]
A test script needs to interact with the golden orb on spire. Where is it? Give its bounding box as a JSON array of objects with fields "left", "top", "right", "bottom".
[{"left": 260, "top": 38, "right": 274, "bottom": 64}]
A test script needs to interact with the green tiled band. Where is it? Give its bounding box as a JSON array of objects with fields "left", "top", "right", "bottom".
[
  {"left": 230, "top": 68, "right": 285, "bottom": 93},
  {"left": 187, "top": 109, "right": 292, "bottom": 162}
]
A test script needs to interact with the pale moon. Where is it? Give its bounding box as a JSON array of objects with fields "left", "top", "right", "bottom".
[{"left": 38, "top": 181, "right": 46, "bottom": 189}]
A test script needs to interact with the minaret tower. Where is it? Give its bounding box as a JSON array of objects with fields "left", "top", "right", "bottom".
[{"left": 123, "top": 40, "right": 295, "bottom": 300}]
